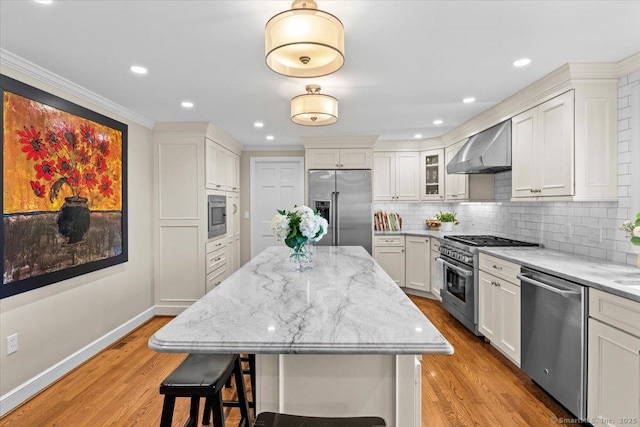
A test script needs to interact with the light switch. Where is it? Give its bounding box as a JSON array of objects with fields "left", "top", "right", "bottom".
[{"left": 244, "top": 211, "right": 250, "bottom": 219}]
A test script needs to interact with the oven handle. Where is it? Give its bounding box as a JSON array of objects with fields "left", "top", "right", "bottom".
[
  {"left": 517, "top": 274, "right": 580, "bottom": 298},
  {"left": 437, "top": 258, "right": 473, "bottom": 276}
]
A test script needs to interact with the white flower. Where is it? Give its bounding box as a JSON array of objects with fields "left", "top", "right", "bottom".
[
  {"left": 634, "top": 226, "right": 640, "bottom": 238},
  {"left": 312, "top": 216, "right": 328, "bottom": 242},
  {"left": 292, "top": 205, "right": 313, "bottom": 216},
  {"left": 299, "top": 211, "right": 321, "bottom": 239},
  {"left": 270, "top": 214, "right": 290, "bottom": 239}
]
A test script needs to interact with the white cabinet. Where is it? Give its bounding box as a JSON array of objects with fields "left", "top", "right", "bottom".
[
  {"left": 420, "top": 149, "right": 445, "bottom": 201},
  {"left": 444, "top": 141, "right": 468, "bottom": 201},
  {"left": 405, "top": 236, "right": 431, "bottom": 292},
  {"left": 306, "top": 148, "right": 372, "bottom": 169},
  {"left": 373, "top": 235, "right": 405, "bottom": 287},
  {"left": 226, "top": 193, "right": 241, "bottom": 274},
  {"left": 588, "top": 289, "right": 640, "bottom": 426},
  {"left": 512, "top": 91, "right": 574, "bottom": 198},
  {"left": 430, "top": 239, "right": 441, "bottom": 300},
  {"left": 206, "top": 137, "right": 228, "bottom": 190},
  {"left": 373, "top": 152, "right": 419, "bottom": 202},
  {"left": 206, "top": 264, "right": 228, "bottom": 294},
  {"left": 478, "top": 254, "right": 522, "bottom": 366},
  {"left": 226, "top": 150, "right": 240, "bottom": 192}
]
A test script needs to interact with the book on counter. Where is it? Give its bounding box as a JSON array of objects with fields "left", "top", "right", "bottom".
[{"left": 374, "top": 210, "right": 402, "bottom": 231}]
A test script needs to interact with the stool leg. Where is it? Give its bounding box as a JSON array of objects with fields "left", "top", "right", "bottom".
[
  {"left": 160, "top": 395, "right": 176, "bottom": 427},
  {"left": 202, "top": 396, "right": 212, "bottom": 425},
  {"left": 248, "top": 354, "right": 256, "bottom": 408},
  {"left": 233, "top": 357, "right": 251, "bottom": 425},
  {"left": 211, "top": 392, "right": 225, "bottom": 427},
  {"left": 187, "top": 397, "right": 200, "bottom": 427}
]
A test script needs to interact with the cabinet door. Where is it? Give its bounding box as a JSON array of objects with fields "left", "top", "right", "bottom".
[
  {"left": 205, "top": 138, "right": 219, "bottom": 190},
  {"left": 496, "top": 279, "right": 521, "bottom": 365},
  {"left": 206, "top": 265, "right": 228, "bottom": 293},
  {"left": 307, "top": 149, "right": 341, "bottom": 169},
  {"left": 340, "top": 149, "right": 372, "bottom": 169},
  {"left": 512, "top": 108, "right": 538, "bottom": 198},
  {"left": 430, "top": 255, "right": 441, "bottom": 299},
  {"left": 374, "top": 246, "right": 405, "bottom": 287},
  {"left": 420, "top": 149, "right": 445, "bottom": 201},
  {"left": 373, "top": 152, "right": 395, "bottom": 201},
  {"left": 405, "top": 236, "right": 430, "bottom": 292},
  {"left": 588, "top": 318, "right": 640, "bottom": 426},
  {"left": 226, "top": 151, "right": 239, "bottom": 192},
  {"left": 215, "top": 145, "right": 227, "bottom": 190},
  {"left": 227, "top": 239, "right": 236, "bottom": 275},
  {"left": 395, "top": 152, "right": 420, "bottom": 201},
  {"left": 232, "top": 194, "right": 240, "bottom": 238},
  {"left": 445, "top": 143, "right": 468, "bottom": 201},
  {"left": 538, "top": 91, "right": 574, "bottom": 197},
  {"left": 478, "top": 271, "right": 496, "bottom": 340}
]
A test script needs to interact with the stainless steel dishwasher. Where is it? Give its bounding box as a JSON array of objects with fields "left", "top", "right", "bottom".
[{"left": 519, "top": 267, "right": 587, "bottom": 420}]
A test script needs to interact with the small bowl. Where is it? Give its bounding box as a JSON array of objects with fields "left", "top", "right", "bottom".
[{"left": 426, "top": 219, "right": 441, "bottom": 230}]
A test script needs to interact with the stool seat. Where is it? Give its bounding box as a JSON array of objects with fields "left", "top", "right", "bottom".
[
  {"left": 160, "top": 354, "right": 235, "bottom": 395},
  {"left": 254, "top": 412, "right": 386, "bottom": 427}
]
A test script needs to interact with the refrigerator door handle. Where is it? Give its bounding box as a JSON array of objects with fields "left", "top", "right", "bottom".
[
  {"left": 334, "top": 191, "right": 340, "bottom": 245},
  {"left": 331, "top": 191, "right": 337, "bottom": 244}
]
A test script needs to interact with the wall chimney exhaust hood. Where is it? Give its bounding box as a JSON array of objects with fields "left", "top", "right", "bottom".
[{"left": 446, "top": 120, "right": 512, "bottom": 174}]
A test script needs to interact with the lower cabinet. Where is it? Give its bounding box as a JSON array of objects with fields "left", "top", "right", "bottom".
[
  {"left": 405, "top": 236, "right": 431, "bottom": 292},
  {"left": 478, "top": 258, "right": 521, "bottom": 366},
  {"left": 588, "top": 289, "right": 640, "bottom": 426},
  {"left": 430, "top": 239, "right": 441, "bottom": 300},
  {"left": 373, "top": 235, "right": 405, "bottom": 287}
]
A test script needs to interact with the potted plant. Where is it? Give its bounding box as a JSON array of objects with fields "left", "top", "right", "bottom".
[
  {"left": 435, "top": 211, "right": 459, "bottom": 232},
  {"left": 621, "top": 212, "right": 640, "bottom": 268}
]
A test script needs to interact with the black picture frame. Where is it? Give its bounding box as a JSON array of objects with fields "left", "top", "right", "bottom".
[{"left": 1, "top": 74, "right": 128, "bottom": 299}]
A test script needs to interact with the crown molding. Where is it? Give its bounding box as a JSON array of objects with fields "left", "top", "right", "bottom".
[
  {"left": 0, "top": 49, "right": 155, "bottom": 129},
  {"left": 242, "top": 145, "right": 305, "bottom": 152},
  {"left": 618, "top": 50, "right": 640, "bottom": 76},
  {"left": 302, "top": 135, "right": 379, "bottom": 149}
]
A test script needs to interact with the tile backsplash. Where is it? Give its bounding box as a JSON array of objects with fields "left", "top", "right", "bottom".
[{"left": 374, "top": 70, "right": 640, "bottom": 267}]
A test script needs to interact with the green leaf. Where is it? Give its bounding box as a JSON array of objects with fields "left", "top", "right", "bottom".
[
  {"left": 49, "top": 178, "right": 68, "bottom": 203},
  {"left": 277, "top": 209, "right": 286, "bottom": 215},
  {"left": 636, "top": 213, "right": 640, "bottom": 220},
  {"left": 635, "top": 218, "right": 640, "bottom": 227},
  {"left": 631, "top": 236, "right": 640, "bottom": 246}
]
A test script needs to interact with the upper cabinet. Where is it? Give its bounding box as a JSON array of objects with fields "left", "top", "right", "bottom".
[
  {"left": 512, "top": 91, "right": 574, "bottom": 198},
  {"left": 374, "top": 151, "right": 420, "bottom": 202},
  {"left": 206, "top": 138, "right": 239, "bottom": 191},
  {"left": 420, "top": 149, "right": 445, "bottom": 201},
  {"left": 306, "top": 148, "right": 372, "bottom": 169},
  {"left": 510, "top": 81, "right": 617, "bottom": 201}
]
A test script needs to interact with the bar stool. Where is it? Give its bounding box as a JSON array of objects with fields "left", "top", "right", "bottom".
[
  {"left": 158, "top": 353, "right": 250, "bottom": 427},
  {"left": 254, "top": 412, "right": 386, "bottom": 427},
  {"left": 203, "top": 353, "right": 256, "bottom": 424}
]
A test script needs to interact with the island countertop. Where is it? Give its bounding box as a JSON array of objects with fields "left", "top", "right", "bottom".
[{"left": 149, "top": 246, "right": 453, "bottom": 355}]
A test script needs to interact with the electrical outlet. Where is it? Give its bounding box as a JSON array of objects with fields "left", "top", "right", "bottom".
[
  {"left": 588, "top": 227, "right": 602, "bottom": 243},
  {"left": 7, "top": 333, "right": 17, "bottom": 355},
  {"left": 244, "top": 211, "right": 249, "bottom": 219}
]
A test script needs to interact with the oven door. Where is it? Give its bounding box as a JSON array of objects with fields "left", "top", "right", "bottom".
[{"left": 439, "top": 256, "right": 477, "bottom": 331}]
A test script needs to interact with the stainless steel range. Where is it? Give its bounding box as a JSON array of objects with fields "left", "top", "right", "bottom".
[{"left": 438, "top": 235, "right": 539, "bottom": 336}]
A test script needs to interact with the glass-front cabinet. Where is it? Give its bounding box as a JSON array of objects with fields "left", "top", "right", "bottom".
[{"left": 420, "top": 149, "right": 445, "bottom": 201}]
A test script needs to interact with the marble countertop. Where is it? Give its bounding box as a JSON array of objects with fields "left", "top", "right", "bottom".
[
  {"left": 149, "top": 246, "right": 453, "bottom": 355},
  {"left": 479, "top": 247, "right": 640, "bottom": 302},
  {"left": 375, "top": 228, "right": 463, "bottom": 239}
]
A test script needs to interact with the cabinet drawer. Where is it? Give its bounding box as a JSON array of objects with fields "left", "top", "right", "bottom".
[
  {"left": 590, "top": 288, "right": 640, "bottom": 338},
  {"left": 206, "top": 248, "right": 226, "bottom": 275},
  {"left": 206, "top": 265, "right": 228, "bottom": 293},
  {"left": 206, "top": 237, "right": 227, "bottom": 254},
  {"left": 479, "top": 253, "right": 520, "bottom": 284},
  {"left": 374, "top": 235, "right": 405, "bottom": 247},
  {"left": 430, "top": 238, "right": 441, "bottom": 253}
]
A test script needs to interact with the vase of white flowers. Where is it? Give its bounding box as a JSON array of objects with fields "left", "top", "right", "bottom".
[
  {"left": 270, "top": 205, "right": 328, "bottom": 271},
  {"left": 621, "top": 212, "right": 640, "bottom": 268}
]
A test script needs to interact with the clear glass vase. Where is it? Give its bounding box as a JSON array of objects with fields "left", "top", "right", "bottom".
[{"left": 290, "top": 242, "right": 312, "bottom": 272}]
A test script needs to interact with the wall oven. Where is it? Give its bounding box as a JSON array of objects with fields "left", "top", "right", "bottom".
[{"left": 208, "top": 194, "right": 226, "bottom": 239}]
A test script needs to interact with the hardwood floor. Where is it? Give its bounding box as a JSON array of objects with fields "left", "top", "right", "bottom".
[{"left": 0, "top": 296, "right": 580, "bottom": 427}]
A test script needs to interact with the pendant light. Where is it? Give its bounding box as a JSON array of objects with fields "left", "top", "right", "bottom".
[
  {"left": 291, "top": 85, "right": 338, "bottom": 126},
  {"left": 265, "top": 0, "right": 345, "bottom": 78}
]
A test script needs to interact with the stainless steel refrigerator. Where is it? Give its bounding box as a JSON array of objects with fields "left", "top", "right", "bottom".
[{"left": 308, "top": 170, "right": 372, "bottom": 254}]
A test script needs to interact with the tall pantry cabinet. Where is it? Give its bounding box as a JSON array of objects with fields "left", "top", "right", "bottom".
[{"left": 153, "top": 122, "right": 242, "bottom": 315}]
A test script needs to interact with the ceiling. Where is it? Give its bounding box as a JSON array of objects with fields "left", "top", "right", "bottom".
[{"left": 1, "top": 1, "right": 639, "bottom": 149}]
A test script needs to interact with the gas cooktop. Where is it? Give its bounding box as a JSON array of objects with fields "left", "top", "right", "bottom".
[{"left": 444, "top": 235, "right": 539, "bottom": 247}]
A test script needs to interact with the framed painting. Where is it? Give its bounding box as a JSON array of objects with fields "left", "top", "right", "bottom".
[{"left": 1, "top": 75, "right": 128, "bottom": 299}]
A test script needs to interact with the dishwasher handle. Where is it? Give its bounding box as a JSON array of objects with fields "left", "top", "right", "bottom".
[{"left": 517, "top": 273, "right": 581, "bottom": 298}]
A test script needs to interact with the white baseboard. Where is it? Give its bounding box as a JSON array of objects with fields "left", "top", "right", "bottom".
[
  {"left": 0, "top": 307, "right": 156, "bottom": 417},
  {"left": 154, "top": 305, "right": 189, "bottom": 316}
]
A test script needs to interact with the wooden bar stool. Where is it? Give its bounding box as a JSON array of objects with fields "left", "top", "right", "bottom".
[
  {"left": 158, "top": 353, "right": 250, "bottom": 427},
  {"left": 254, "top": 412, "right": 386, "bottom": 427}
]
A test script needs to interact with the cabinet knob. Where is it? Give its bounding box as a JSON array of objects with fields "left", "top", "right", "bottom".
[
  {"left": 493, "top": 264, "right": 503, "bottom": 270},
  {"left": 340, "top": 164, "right": 344, "bottom": 167},
  {"left": 336, "top": 164, "right": 340, "bottom": 167},
  {"left": 401, "top": 249, "right": 405, "bottom": 252},
  {"left": 216, "top": 185, "right": 221, "bottom": 188}
]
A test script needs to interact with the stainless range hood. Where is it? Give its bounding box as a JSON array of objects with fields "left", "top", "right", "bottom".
[{"left": 446, "top": 120, "right": 512, "bottom": 174}]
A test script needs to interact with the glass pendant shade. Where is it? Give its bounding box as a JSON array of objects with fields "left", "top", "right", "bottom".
[
  {"left": 265, "top": 0, "right": 344, "bottom": 78},
  {"left": 291, "top": 85, "right": 338, "bottom": 126}
]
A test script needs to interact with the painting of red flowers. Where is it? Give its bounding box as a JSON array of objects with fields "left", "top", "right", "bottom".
[{"left": 1, "top": 75, "right": 128, "bottom": 299}]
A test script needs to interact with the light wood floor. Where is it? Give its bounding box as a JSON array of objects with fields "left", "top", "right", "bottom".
[{"left": 0, "top": 296, "right": 579, "bottom": 427}]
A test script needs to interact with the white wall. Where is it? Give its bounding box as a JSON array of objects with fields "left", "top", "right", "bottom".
[
  {"left": 375, "top": 70, "right": 640, "bottom": 266},
  {"left": 0, "top": 66, "right": 155, "bottom": 403}
]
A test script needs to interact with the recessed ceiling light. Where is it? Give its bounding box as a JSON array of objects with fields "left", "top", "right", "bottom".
[
  {"left": 462, "top": 97, "right": 476, "bottom": 104},
  {"left": 433, "top": 119, "right": 443, "bottom": 125},
  {"left": 181, "top": 101, "right": 194, "bottom": 109},
  {"left": 129, "top": 65, "right": 148, "bottom": 75},
  {"left": 34, "top": 0, "right": 53, "bottom": 4},
  {"left": 414, "top": 134, "right": 422, "bottom": 139},
  {"left": 266, "top": 135, "right": 275, "bottom": 141},
  {"left": 512, "top": 58, "right": 532, "bottom": 68},
  {"left": 254, "top": 122, "right": 264, "bottom": 128}
]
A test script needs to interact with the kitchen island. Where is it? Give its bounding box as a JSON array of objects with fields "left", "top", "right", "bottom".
[{"left": 149, "top": 246, "right": 453, "bottom": 425}]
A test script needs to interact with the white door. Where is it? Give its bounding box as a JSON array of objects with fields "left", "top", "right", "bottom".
[{"left": 250, "top": 157, "right": 304, "bottom": 258}]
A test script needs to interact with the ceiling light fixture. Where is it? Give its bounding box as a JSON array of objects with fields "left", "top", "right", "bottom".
[
  {"left": 254, "top": 122, "right": 264, "bottom": 128},
  {"left": 433, "top": 119, "right": 443, "bottom": 125},
  {"left": 34, "top": 0, "right": 53, "bottom": 4},
  {"left": 291, "top": 85, "right": 338, "bottom": 126},
  {"left": 265, "top": 0, "right": 344, "bottom": 78},
  {"left": 130, "top": 65, "right": 148, "bottom": 75},
  {"left": 512, "top": 58, "right": 532, "bottom": 67},
  {"left": 266, "top": 135, "right": 275, "bottom": 140},
  {"left": 181, "top": 101, "right": 194, "bottom": 109},
  {"left": 414, "top": 134, "right": 423, "bottom": 139},
  {"left": 462, "top": 97, "right": 476, "bottom": 104}
]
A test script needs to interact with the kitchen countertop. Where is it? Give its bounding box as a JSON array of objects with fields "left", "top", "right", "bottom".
[
  {"left": 479, "top": 247, "right": 640, "bottom": 303},
  {"left": 375, "top": 228, "right": 467, "bottom": 239},
  {"left": 149, "top": 246, "right": 453, "bottom": 355}
]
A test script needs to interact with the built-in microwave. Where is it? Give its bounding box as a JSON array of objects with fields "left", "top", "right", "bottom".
[{"left": 208, "top": 194, "right": 227, "bottom": 239}]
